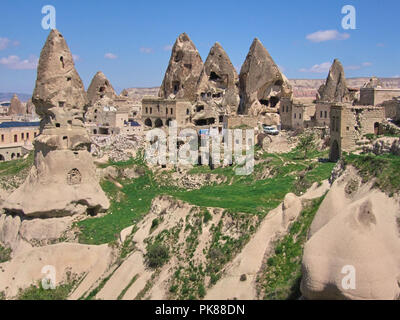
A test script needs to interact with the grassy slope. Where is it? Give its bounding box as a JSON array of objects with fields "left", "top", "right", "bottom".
[
  {"left": 260, "top": 196, "right": 325, "bottom": 300},
  {"left": 344, "top": 153, "right": 400, "bottom": 196},
  {"left": 77, "top": 148, "right": 334, "bottom": 245}
]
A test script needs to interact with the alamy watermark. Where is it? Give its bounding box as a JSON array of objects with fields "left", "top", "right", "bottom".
[
  {"left": 41, "top": 265, "right": 56, "bottom": 290},
  {"left": 145, "top": 121, "right": 255, "bottom": 175},
  {"left": 341, "top": 265, "right": 356, "bottom": 290},
  {"left": 41, "top": 5, "right": 56, "bottom": 30},
  {"left": 341, "top": 5, "right": 356, "bottom": 30}
]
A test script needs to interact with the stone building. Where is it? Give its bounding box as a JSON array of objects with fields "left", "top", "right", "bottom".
[
  {"left": 223, "top": 115, "right": 258, "bottom": 130},
  {"left": 329, "top": 103, "right": 385, "bottom": 161},
  {"left": 85, "top": 72, "right": 141, "bottom": 136},
  {"left": 86, "top": 104, "right": 133, "bottom": 135},
  {"left": 360, "top": 87, "right": 400, "bottom": 106},
  {"left": 378, "top": 98, "right": 400, "bottom": 121},
  {"left": 142, "top": 97, "right": 192, "bottom": 128},
  {"left": 280, "top": 99, "right": 315, "bottom": 130},
  {"left": 314, "top": 102, "right": 331, "bottom": 127},
  {"left": 0, "top": 121, "right": 40, "bottom": 161}
]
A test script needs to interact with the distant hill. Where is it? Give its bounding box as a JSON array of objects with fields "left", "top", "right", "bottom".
[
  {"left": 0, "top": 93, "right": 31, "bottom": 102},
  {"left": 124, "top": 77, "right": 400, "bottom": 101},
  {"left": 290, "top": 77, "right": 400, "bottom": 98},
  {"left": 3, "top": 77, "right": 400, "bottom": 104}
]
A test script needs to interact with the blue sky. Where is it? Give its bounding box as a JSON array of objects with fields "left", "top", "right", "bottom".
[{"left": 0, "top": 0, "right": 399, "bottom": 94}]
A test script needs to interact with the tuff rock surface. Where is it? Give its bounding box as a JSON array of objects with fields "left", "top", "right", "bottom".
[
  {"left": 3, "top": 29, "right": 109, "bottom": 218},
  {"left": 7, "top": 94, "right": 25, "bottom": 115},
  {"left": 192, "top": 42, "right": 240, "bottom": 122},
  {"left": 158, "top": 33, "right": 203, "bottom": 102},
  {"left": 87, "top": 71, "right": 117, "bottom": 105},
  {"left": 317, "top": 59, "right": 352, "bottom": 103},
  {"left": 238, "top": 38, "right": 292, "bottom": 115}
]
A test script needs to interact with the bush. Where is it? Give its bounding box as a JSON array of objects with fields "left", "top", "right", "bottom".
[
  {"left": 198, "top": 284, "right": 206, "bottom": 298},
  {"left": 150, "top": 218, "right": 160, "bottom": 233},
  {"left": 203, "top": 210, "right": 212, "bottom": 224},
  {"left": 145, "top": 242, "right": 169, "bottom": 269},
  {"left": 297, "top": 132, "right": 316, "bottom": 159},
  {"left": 17, "top": 281, "right": 74, "bottom": 300},
  {"left": 0, "top": 245, "right": 11, "bottom": 263}
]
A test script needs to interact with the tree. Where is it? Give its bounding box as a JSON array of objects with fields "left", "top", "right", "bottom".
[{"left": 297, "top": 132, "right": 316, "bottom": 159}]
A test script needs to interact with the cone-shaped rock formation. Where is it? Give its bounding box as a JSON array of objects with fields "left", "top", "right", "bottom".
[
  {"left": 239, "top": 38, "right": 292, "bottom": 115},
  {"left": 317, "top": 59, "right": 352, "bottom": 103},
  {"left": 158, "top": 33, "right": 203, "bottom": 102},
  {"left": 194, "top": 42, "right": 239, "bottom": 118},
  {"left": 3, "top": 29, "right": 109, "bottom": 218},
  {"left": 87, "top": 71, "right": 117, "bottom": 105}
]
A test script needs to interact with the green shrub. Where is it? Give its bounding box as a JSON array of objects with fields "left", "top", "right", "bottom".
[
  {"left": 203, "top": 210, "right": 212, "bottom": 224},
  {"left": 150, "top": 218, "right": 160, "bottom": 233},
  {"left": 17, "top": 281, "right": 74, "bottom": 300},
  {"left": 145, "top": 242, "right": 170, "bottom": 269},
  {"left": 0, "top": 245, "right": 11, "bottom": 263}
]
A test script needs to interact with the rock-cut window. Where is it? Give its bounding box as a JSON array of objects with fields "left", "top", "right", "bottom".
[{"left": 67, "top": 168, "right": 82, "bottom": 185}]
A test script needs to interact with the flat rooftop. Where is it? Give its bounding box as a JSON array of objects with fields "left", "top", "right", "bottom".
[{"left": 0, "top": 121, "right": 40, "bottom": 128}]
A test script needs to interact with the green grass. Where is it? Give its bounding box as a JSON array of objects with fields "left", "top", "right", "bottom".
[
  {"left": 0, "top": 244, "right": 11, "bottom": 263},
  {"left": 17, "top": 281, "right": 75, "bottom": 300},
  {"left": 261, "top": 195, "right": 326, "bottom": 300},
  {"left": 172, "top": 158, "right": 333, "bottom": 216},
  {"left": 76, "top": 153, "right": 177, "bottom": 244},
  {"left": 0, "top": 152, "right": 33, "bottom": 176},
  {"left": 77, "top": 148, "right": 334, "bottom": 245},
  {"left": 117, "top": 274, "right": 138, "bottom": 300},
  {"left": 344, "top": 153, "right": 400, "bottom": 195}
]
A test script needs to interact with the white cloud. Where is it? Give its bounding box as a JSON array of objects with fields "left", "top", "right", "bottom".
[
  {"left": 0, "top": 38, "right": 20, "bottom": 51},
  {"left": 163, "top": 44, "right": 173, "bottom": 51},
  {"left": 0, "top": 38, "right": 10, "bottom": 51},
  {"left": 306, "top": 30, "right": 350, "bottom": 43},
  {"left": 72, "top": 54, "right": 80, "bottom": 62},
  {"left": 345, "top": 65, "right": 361, "bottom": 70},
  {"left": 345, "top": 62, "right": 372, "bottom": 70},
  {"left": 140, "top": 47, "right": 154, "bottom": 54},
  {"left": 104, "top": 53, "right": 117, "bottom": 60},
  {"left": 299, "top": 62, "right": 331, "bottom": 74},
  {"left": 0, "top": 55, "right": 38, "bottom": 70}
]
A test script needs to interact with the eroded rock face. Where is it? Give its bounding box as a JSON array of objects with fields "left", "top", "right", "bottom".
[
  {"left": 8, "top": 94, "right": 25, "bottom": 115},
  {"left": 87, "top": 71, "right": 117, "bottom": 105},
  {"left": 301, "top": 167, "right": 400, "bottom": 300},
  {"left": 25, "top": 99, "right": 36, "bottom": 115},
  {"left": 158, "top": 33, "right": 203, "bottom": 101},
  {"left": 317, "top": 59, "right": 352, "bottom": 103},
  {"left": 3, "top": 29, "right": 109, "bottom": 218},
  {"left": 363, "top": 77, "right": 384, "bottom": 89},
  {"left": 192, "top": 42, "right": 240, "bottom": 124},
  {"left": 238, "top": 38, "right": 292, "bottom": 115}
]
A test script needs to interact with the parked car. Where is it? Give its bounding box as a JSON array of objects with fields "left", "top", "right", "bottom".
[{"left": 263, "top": 125, "right": 279, "bottom": 135}]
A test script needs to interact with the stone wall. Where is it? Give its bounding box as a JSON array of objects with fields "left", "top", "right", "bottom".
[
  {"left": 0, "top": 145, "right": 25, "bottom": 161},
  {"left": 142, "top": 97, "right": 191, "bottom": 128},
  {"left": 379, "top": 99, "right": 400, "bottom": 121},
  {"left": 279, "top": 98, "right": 292, "bottom": 130},
  {"left": 223, "top": 115, "right": 258, "bottom": 129},
  {"left": 315, "top": 102, "right": 331, "bottom": 127},
  {"left": 360, "top": 88, "right": 400, "bottom": 106},
  {"left": 0, "top": 126, "right": 39, "bottom": 145},
  {"left": 330, "top": 104, "right": 385, "bottom": 160}
]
